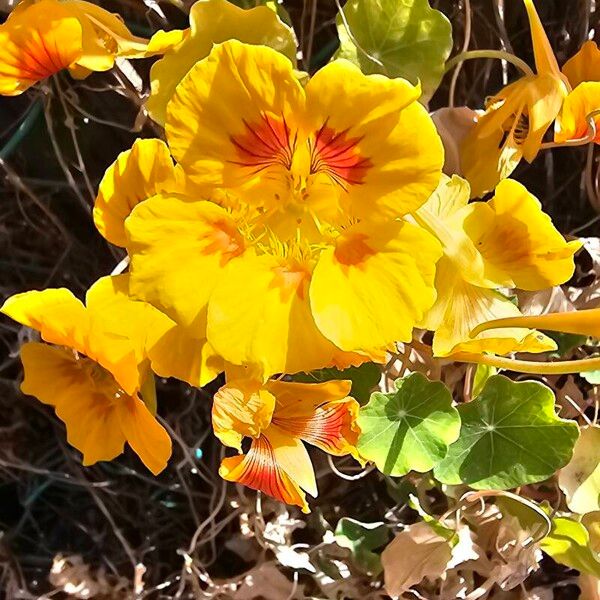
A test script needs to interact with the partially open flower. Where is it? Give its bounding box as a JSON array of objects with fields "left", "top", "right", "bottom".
[
  {"left": 460, "top": 0, "right": 569, "bottom": 197},
  {"left": 415, "top": 175, "right": 580, "bottom": 356},
  {"left": 1, "top": 275, "right": 174, "bottom": 473},
  {"left": 0, "top": 0, "right": 184, "bottom": 95},
  {"left": 213, "top": 378, "right": 360, "bottom": 512}
]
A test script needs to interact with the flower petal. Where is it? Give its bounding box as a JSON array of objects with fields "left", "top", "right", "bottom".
[
  {"left": 20, "top": 343, "right": 127, "bottom": 465},
  {"left": 423, "top": 259, "right": 557, "bottom": 357},
  {"left": 126, "top": 195, "right": 245, "bottom": 334},
  {"left": 147, "top": 325, "right": 224, "bottom": 388},
  {"left": 1, "top": 288, "right": 89, "bottom": 349},
  {"left": 166, "top": 40, "right": 304, "bottom": 201},
  {"left": 116, "top": 394, "right": 172, "bottom": 475},
  {"left": 463, "top": 179, "right": 581, "bottom": 290},
  {"left": 304, "top": 60, "right": 444, "bottom": 217},
  {"left": 146, "top": 0, "right": 296, "bottom": 125},
  {"left": 267, "top": 380, "right": 360, "bottom": 457},
  {"left": 562, "top": 40, "right": 600, "bottom": 89},
  {"left": 310, "top": 220, "right": 442, "bottom": 352},
  {"left": 219, "top": 434, "right": 309, "bottom": 512},
  {"left": 94, "top": 139, "right": 184, "bottom": 247},
  {"left": 555, "top": 82, "right": 600, "bottom": 144},
  {"left": 212, "top": 379, "right": 276, "bottom": 451},
  {"left": 522, "top": 0, "right": 561, "bottom": 76},
  {"left": 207, "top": 251, "right": 358, "bottom": 377},
  {"left": 0, "top": 0, "right": 83, "bottom": 95}
]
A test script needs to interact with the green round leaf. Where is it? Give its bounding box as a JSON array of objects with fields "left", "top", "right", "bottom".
[
  {"left": 434, "top": 375, "right": 579, "bottom": 490},
  {"left": 335, "top": 0, "right": 453, "bottom": 102},
  {"left": 357, "top": 373, "right": 460, "bottom": 476},
  {"left": 335, "top": 518, "right": 391, "bottom": 575}
]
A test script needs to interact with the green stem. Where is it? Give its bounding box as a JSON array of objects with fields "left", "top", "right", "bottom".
[
  {"left": 455, "top": 352, "right": 600, "bottom": 375},
  {"left": 445, "top": 50, "right": 534, "bottom": 77}
]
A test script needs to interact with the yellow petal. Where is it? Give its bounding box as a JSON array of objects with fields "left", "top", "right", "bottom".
[
  {"left": 555, "top": 82, "right": 600, "bottom": 144},
  {"left": 424, "top": 260, "right": 556, "bottom": 357},
  {"left": 94, "top": 139, "right": 183, "bottom": 247},
  {"left": 0, "top": 0, "right": 83, "bottom": 95},
  {"left": 116, "top": 394, "right": 172, "bottom": 475},
  {"left": 207, "top": 250, "right": 361, "bottom": 377},
  {"left": 415, "top": 175, "right": 490, "bottom": 287},
  {"left": 310, "top": 220, "right": 442, "bottom": 352},
  {"left": 20, "top": 343, "right": 127, "bottom": 465},
  {"left": 166, "top": 40, "right": 304, "bottom": 201},
  {"left": 522, "top": 0, "right": 561, "bottom": 76},
  {"left": 126, "top": 195, "right": 245, "bottom": 334},
  {"left": 212, "top": 379, "right": 276, "bottom": 451},
  {"left": 471, "top": 308, "right": 600, "bottom": 340},
  {"left": 463, "top": 179, "right": 581, "bottom": 290},
  {"left": 1, "top": 287, "right": 89, "bottom": 349},
  {"left": 563, "top": 40, "right": 600, "bottom": 88},
  {"left": 147, "top": 325, "right": 224, "bottom": 388},
  {"left": 147, "top": 0, "right": 296, "bottom": 125},
  {"left": 219, "top": 434, "right": 309, "bottom": 512},
  {"left": 304, "top": 60, "right": 444, "bottom": 217}
]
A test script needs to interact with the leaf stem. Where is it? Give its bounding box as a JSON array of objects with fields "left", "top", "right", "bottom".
[{"left": 445, "top": 50, "right": 534, "bottom": 77}]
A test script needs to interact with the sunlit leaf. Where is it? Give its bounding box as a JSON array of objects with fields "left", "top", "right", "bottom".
[
  {"left": 335, "top": 0, "right": 452, "bottom": 102},
  {"left": 541, "top": 515, "right": 600, "bottom": 578},
  {"left": 357, "top": 373, "right": 460, "bottom": 476},
  {"left": 472, "top": 363, "right": 497, "bottom": 399},
  {"left": 335, "top": 517, "right": 390, "bottom": 575},
  {"left": 434, "top": 375, "right": 579, "bottom": 490}
]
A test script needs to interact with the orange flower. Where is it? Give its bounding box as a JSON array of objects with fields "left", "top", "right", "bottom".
[
  {"left": 213, "top": 379, "right": 360, "bottom": 512},
  {"left": 0, "top": 0, "right": 184, "bottom": 95},
  {"left": 1, "top": 276, "right": 173, "bottom": 474}
]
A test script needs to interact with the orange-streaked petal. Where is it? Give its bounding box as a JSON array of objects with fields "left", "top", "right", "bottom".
[
  {"left": 219, "top": 434, "right": 309, "bottom": 513},
  {"left": 94, "top": 139, "right": 184, "bottom": 247},
  {"left": 563, "top": 40, "right": 600, "bottom": 89},
  {"left": 471, "top": 308, "right": 600, "bottom": 340},
  {"left": 0, "top": 0, "right": 83, "bottom": 95},
  {"left": 166, "top": 40, "right": 304, "bottom": 203},
  {"left": 212, "top": 379, "right": 276, "bottom": 451},
  {"left": 267, "top": 380, "right": 360, "bottom": 457},
  {"left": 116, "top": 394, "right": 172, "bottom": 475},
  {"left": 304, "top": 60, "right": 443, "bottom": 218}
]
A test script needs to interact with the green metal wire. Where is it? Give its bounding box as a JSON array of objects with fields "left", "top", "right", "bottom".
[{"left": 0, "top": 99, "right": 43, "bottom": 161}]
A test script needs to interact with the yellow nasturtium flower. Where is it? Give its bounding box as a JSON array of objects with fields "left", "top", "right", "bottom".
[
  {"left": 212, "top": 379, "right": 360, "bottom": 512},
  {"left": 555, "top": 41, "right": 600, "bottom": 144},
  {"left": 145, "top": 0, "right": 297, "bottom": 125},
  {"left": 0, "top": 0, "right": 184, "bottom": 95},
  {"left": 414, "top": 176, "right": 580, "bottom": 356},
  {"left": 0, "top": 275, "right": 174, "bottom": 474},
  {"left": 115, "top": 40, "right": 444, "bottom": 378},
  {"left": 461, "top": 0, "right": 569, "bottom": 197}
]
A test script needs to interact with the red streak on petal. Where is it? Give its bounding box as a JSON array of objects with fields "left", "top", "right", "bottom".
[
  {"left": 230, "top": 113, "right": 296, "bottom": 173},
  {"left": 310, "top": 123, "right": 372, "bottom": 190},
  {"left": 273, "top": 401, "right": 358, "bottom": 455},
  {"left": 230, "top": 436, "right": 305, "bottom": 507}
]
